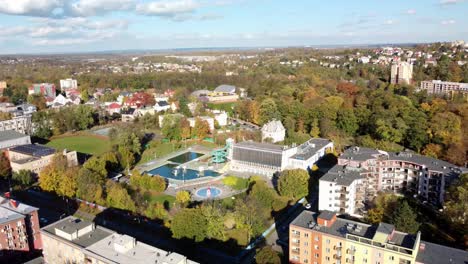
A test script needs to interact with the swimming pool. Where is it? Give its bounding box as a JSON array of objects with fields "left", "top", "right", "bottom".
[
  {"left": 196, "top": 187, "right": 222, "bottom": 199},
  {"left": 146, "top": 165, "right": 220, "bottom": 180},
  {"left": 168, "top": 152, "right": 203, "bottom": 163}
]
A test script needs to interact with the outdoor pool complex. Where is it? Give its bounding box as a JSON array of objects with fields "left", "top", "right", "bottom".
[
  {"left": 196, "top": 187, "right": 222, "bottom": 198},
  {"left": 146, "top": 151, "right": 220, "bottom": 180}
]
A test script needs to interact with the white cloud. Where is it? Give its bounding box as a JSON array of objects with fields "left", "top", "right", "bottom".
[
  {"left": 0, "top": 0, "right": 63, "bottom": 17},
  {"left": 136, "top": 0, "right": 198, "bottom": 17},
  {"left": 439, "top": 0, "right": 464, "bottom": 5},
  {"left": 29, "top": 26, "right": 72, "bottom": 37},
  {"left": 66, "top": 0, "right": 135, "bottom": 16},
  {"left": 405, "top": 9, "right": 416, "bottom": 15},
  {"left": 441, "top": 19, "right": 456, "bottom": 25},
  {"left": 0, "top": 26, "right": 29, "bottom": 36},
  {"left": 384, "top": 19, "right": 395, "bottom": 25}
]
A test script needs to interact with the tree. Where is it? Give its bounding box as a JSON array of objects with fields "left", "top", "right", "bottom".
[
  {"left": 171, "top": 208, "right": 207, "bottom": 242},
  {"left": 192, "top": 118, "right": 210, "bottom": 139},
  {"left": 39, "top": 155, "right": 67, "bottom": 193},
  {"left": 144, "top": 202, "right": 168, "bottom": 220},
  {"left": 201, "top": 204, "right": 225, "bottom": 240},
  {"left": 27, "top": 94, "right": 47, "bottom": 110},
  {"left": 278, "top": 169, "right": 310, "bottom": 200},
  {"left": 0, "top": 152, "right": 11, "bottom": 179},
  {"left": 255, "top": 246, "right": 281, "bottom": 264},
  {"left": 422, "top": 143, "right": 443, "bottom": 158},
  {"left": 76, "top": 168, "right": 104, "bottom": 203},
  {"left": 175, "top": 190, "right": 191, "bottom": 207},
  {"left": 83, "top": 157, "right": 107, "bottom": 182},
  {"left": 444, "top": 174, "right": 468, "bottom": 226},
  {"left": 259, "top": 98, "right": 281, "bottom": 125},
  {"left": 309, "top": 118, "right": 320, "bottom": 138},
  {"left": 106, "top": 181, "right": 136, "bottom": 212},
  {"left": 336, "top": 108, "right": 358, "bottom": 135},
  {"left": 391, "top": 201, "right": 420, "bottom": 234},
  {"left": 430, "top": 112, "right": 462, "bottom": 145},
  {"left": 12, "top": 170, "right": 33, "bottom": 187},
  {"left": 57, "top": 167, "right": 78, "bottom": 198},
  {"left": 180, "top": 118, "right": 191, "bottom": 140}
]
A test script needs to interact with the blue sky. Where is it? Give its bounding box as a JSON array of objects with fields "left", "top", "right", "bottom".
[{"left": 0, "top": 0, "right": 466, "bottom": 54}]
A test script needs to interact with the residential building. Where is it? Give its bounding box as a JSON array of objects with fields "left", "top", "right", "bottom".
[
  {"left": 154, "top": 100, "right": 170, "bottom": 112},
  {"left": 106, "top": 102, "right": 121, "bottom": 115},
  {"left": 419, "top": 80, "right": 468, "bottom": 96},
  {"left": 0, "top": 130, "right": 31, "bottom": 149},
  {"left": 188, "top": 116, "right": 215, "bottom": 131},
  {"left": 289, "top": 210, "right": 468, "bottom": 264},
  {"left": 29, "top": 83, "right": 56, "bottom": 99},
  {"left": 121, "top": 108, "right": 137, "bottom": 123},
  {"left": 0, "top": 102, "right": 17, "bottom": 112},
  {"left": 229, "top": 138, "right": 333, "bottom": 176},
  {"left": 261, "top": 119, "right": 286, "bottom": 143},
  {"left": 0, "top": 197, "right": 42, "bottom": 260},
  {"left": 213, "top": 110, "right": 228, "bottom": 127},
  {"left": 41, "top": 216, "right": 198, "bottom": 264},
  {"left": 8, "top": 144, "right": 78, "bottom": 174},
  {"left": 59, "top": 79, "right": 78, "bottom": 90},
  {"left": 390, "top": 62, "right": 413, "bottom": 84},
  {"left": 0, "top": 115, "right": 32, "bottom": 135},
  {"left": 318, "top": 146, "right": 466, "bottom": 216}
]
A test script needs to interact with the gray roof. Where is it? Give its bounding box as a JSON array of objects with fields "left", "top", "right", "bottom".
[
  {"left": 320, "top": 165, "right": 366, "bottom": 186},
  {"left": 340, "top": 146, "right": 383, "bottom": 161},
  {"left": 235, "top": 141, "right": 286, "bottom": 153},
  {"left": 291, "top": 138, "right": 332, "bottom": 161},
  {"left": 416, "top": 241, "right": 468, "bottom": 264},
  {"left": 42, "top": 216, "right": 114, "bottom": 248},
  {"left": 157, "top": 101, "right": 169, "bottom": 107},
  {"left": 0, "top": 130, "right": 29, "bottom": 142},
  {"left": 376, "top": 223, "right": 395, "bottom": 235},
  {"left": 291, "top": 211, "right": 417, "bottom": 249},
  {"left": 214, "top": 84, "right": 236, "bottom": 94},
  {"left": 190, "top": 89, "right": 211, "bottom": 97},
  {"left": 23, "top": 257, "right": 45, "bottom": 264},
  {"left": 9, "top": 144, "right": 55, "bottom": 157},
  {"left": 0, "top": 197, "right": 38, "bottom": 215},
  {"left": 318, "top": 210, "right": 335, "bottom": 220},
  {"left": 0, "top": 206, "right": 24, "bottom": 224}
]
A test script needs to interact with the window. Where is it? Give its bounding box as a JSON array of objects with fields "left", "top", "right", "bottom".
[
  {"left": 314, "top": 245, "right": 319, "bottom": 250},
  {"left": 304, "top": 233, "right": 309, "bottom": 238},
  {"left": 326, "top": 239, "right": 331, "bottom": 244},
  {"left": 326, "top": 256, "right": 330, "bottom": 261},
  {"left": 389, "top": 256, "right": 394, "bottom": 261},
  {"left": 314, "top": 236, "right": 319, "bottom": 241},
  {"left": 326, "top": 248, "right": 331, "bottom": 253},
  {"left": 304, "top": 259, "right": 308, "bottom": 263},
  {"left": 363, "top": 258, "right": 367, "bottom": 263},
  {"left": 304, "top": 250, "right": 309, "bottom": 254},
  {"left": 315, "top": 253, "right": 320, "bottom": 258},
  {"left": 304, "top": 242, "right": 309, "bottom": 246},
  {"left": 378, "top": 253, "right": 381, "bottom": 258},
  {"left": 364, "top": 249, "right": 368, "bottom": 254}
]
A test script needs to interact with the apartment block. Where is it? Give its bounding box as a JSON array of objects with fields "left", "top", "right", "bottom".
[
  {"left": 0, "top": 197, "right": 41, "bottom": 260},
  {"left": 0, "top": 115, "right": 32, "bottom": 135},
  {"left": 318, "top": 147, "right": 466, "bottom": 216},
  {"left": 60, "top": 78, "right": 78, "bottom": 90},
  {"left": 420, "top": 80, "right": 468, "bottom": 95},
  {"left": 390, "top": 62, "right": 413, "bottom": 84},
  {"left": 0, "top": 130, "right": 31, "bottom": 150},
  {"left": 41, "top": 216, "right": 198, "bottom": 264},
  {"left": 28, "top": 83, "right": 56, "bottom": 99},
  {"left": 289, "top": 211, "right": 468, "bottom": 264}
]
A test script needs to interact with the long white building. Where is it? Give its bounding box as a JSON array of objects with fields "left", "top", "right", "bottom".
[
  {"left": 60, "top": 78, "right": 78, "bottom": 90},
  {"left": 229, "top": 138, "right": 333, "bottom": 176},
  {"left": 420, "top": 80, "right": 468, "bottom": 95}
]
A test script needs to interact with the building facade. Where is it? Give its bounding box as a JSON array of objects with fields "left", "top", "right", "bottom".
[
  {"left": 261, "top": 120, "right": 286, "bottom": 143},
  {"left": 0, "top": 115, "right": 32, "bottom": 135},
  {"left": 8, "top": 144, "right": 78, "bottom": 174},
  {"left": 390, "top": 62, "right": 413, "bottom": 84},
  {"left": 420, "top": 80, "right": 468, "bottom": 96},
  {"left": 0, "top": 130, "right": 31, "bottom": 149},
  {"left": 29, "top": 83, "right": 56, "bottom": 99},
  {"left": 41, "top": 216, "right": 198, "bottom": 264},
  {"left": 0, "top": 197, "right": 42, "bottom": 260},
  {"left": 318, "top": 147, "right": 466, "bottom": 216},
  {"left": 289, "top": 211, "right": 468, "bottom": 264},
  {"left": 229, "top": 138, "right": 333, "bottom": 176},
  {"left": 60, "top": 79, "right": 78, "bottom": 90}
]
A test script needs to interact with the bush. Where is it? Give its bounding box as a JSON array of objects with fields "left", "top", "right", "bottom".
[{"left": 222, "top": 176, "right": 249, "bottom": 190}]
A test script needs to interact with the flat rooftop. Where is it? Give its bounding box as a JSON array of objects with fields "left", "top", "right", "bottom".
[
  {"left": 291, "top": 211, "right": 417, "bottom": 250},
  {"left": 0, "top": 130, "right": 29, "bottom": 142},
  {"left": 416, "top": 241, "right": 468, "bottom": 264},
  {"left": 320, "top": 165, "right": 366, "bottom": 186},
  {"left": 234, "top": 141, "right": 286, "bottom": 153},
  {"left": 42, "top": 217, "right": 114, "bottom": 248},
  {"left": 0, "top": 197, "right": 38, "bottom": 215},
  {"left": 9, "top": 144, "right": 55, "bottom": 157},
  {"left": 0, "top": 206, "right": 24, "bottom": 224},
  {"left": 291, "top": 138, "right": 332, "bottom": 160}
]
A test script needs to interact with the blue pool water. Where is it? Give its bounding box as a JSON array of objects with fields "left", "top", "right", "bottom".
[
  {"left": 168, "top": 152, "right": 203, "bottom": 163},
  {"left": 196, "top": 187, "right": 222, "bottom": 198},
  {"left": 147, "top": 165, "right": 220, "bottom": 180}
]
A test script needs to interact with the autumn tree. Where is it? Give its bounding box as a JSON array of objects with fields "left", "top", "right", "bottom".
[
  {"left": 12, "top": 170, "right": 33, "bottom": 187},
  {"left": 175, "top": 190, "right": 191, "bottom": 207},
  {"left": 0, "top": 152, "right": 11, "bottom": 179},
  {"left": 171, "top": 208, "right": 207, "bottom": 242},
  {"left": 192, "top": 118, "right": 210, "bottom": 139},
  {"left": 255, "top": 246, "right": 281, "bottom": 264},
  {"left": 106, "top": 181, "right": 136, "bottom": 212},
  {"left": 278, "top": 169, "right": 310, "bottom": 200}
]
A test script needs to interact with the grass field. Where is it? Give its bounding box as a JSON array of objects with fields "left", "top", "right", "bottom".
[{"left": 47, "top": 135, "right": 111, "bottom": 155}]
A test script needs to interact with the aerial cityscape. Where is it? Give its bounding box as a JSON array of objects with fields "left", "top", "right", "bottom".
[{"left": 0, "top": 1, "right": 467, "bottom": 264}]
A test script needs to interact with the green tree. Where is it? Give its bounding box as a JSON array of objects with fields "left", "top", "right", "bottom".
[
  {"left": 144, "top": 202, "right": 168, "bottom": 220},
  {"left": 255, "top": 246, "right": 281, "bottom": 264},
  {"left": 391, "top": 201, "right": 420, "bottom": 233},
  {"left": 336, "top": 108, "right": 358, "bottom": 135},
  {"left": 444, "top": 174, "right": 468, "bottom": 226},
  {"left": 278, "top": 169, "right": 310, "bottom": 200},
  {"left": 175, "top": 190, "right": 191, "bottom": 207},
  {"left": 309, "top": 118, "right": 320, "bottom": 138},
  {"left": 57, "top": 167, "right": 78, "bottom": 198},
  {"left": 106, "top": 181, "right": 136, "bottom": 212},
  {"left": 83, "top": 156, "right": 107, "bottom": 182},
  {"left": 171, "top": 208, "right": 207, "bottom": 242},
  {"left": 76, "top": 168, "right": 104, "bottom": 203},
  {"left": 12, "top": 170, "right": 33, "bottom": 187},
  {"left": 259, "top": 98, "right": 281, "bottom": 125},
  {"left": 192, "top": 118, "right": 210, "bottom": 139}
]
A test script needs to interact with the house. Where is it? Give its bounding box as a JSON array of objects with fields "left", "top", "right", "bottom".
[
  {"left": 29, "top": 83, "right": 56, "bottom": 98},
  {"left": 15, "top": 103, "right": 37, "bottom": 115},
  {"left": 154, "top": 101, "right": 170, "bottom": 112},
  {"left": 213, "top": 111, "right": 228, "bottom": 126},
  {"left": 261, "top": 119, "right": 285, "bottom": 143},
  {"left": 106, "top": 103, "right": 121, "bottom": 115},
  {"left": 60, "top": 78, "right": 78, "bottom": 90},
  {"left": 0, "top": 130, "right": 31, "bottom": 149},
  {"left": 47, "top": 94, "right": 73, "bottom": 108},
  {"left": 121, "top": 108, "right": 137, "bottom": 122}
]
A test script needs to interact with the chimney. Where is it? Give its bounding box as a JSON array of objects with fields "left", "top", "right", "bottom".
[{"left": 4, "top": 192, "right": 10, "bottom": 198}]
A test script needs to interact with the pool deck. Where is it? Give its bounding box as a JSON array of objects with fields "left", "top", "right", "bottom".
[{"left": 165, "top": 179, "right": 245, "bottom": 201}]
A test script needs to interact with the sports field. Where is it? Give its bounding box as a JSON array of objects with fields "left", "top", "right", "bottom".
[{"left": 47, "top": 134, "right": 111, "bottom": 155}]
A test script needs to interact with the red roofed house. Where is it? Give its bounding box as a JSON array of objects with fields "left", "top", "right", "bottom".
[{"left": 107, "top": 102, "right": 121, "bottom": 115}]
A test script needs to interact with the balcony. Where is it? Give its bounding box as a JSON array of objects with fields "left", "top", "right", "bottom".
[{"left": 346, "top": 249, "right": 356, "bottom": 255}]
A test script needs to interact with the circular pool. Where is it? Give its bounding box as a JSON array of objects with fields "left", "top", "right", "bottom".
[{"left": 195, "top": 187, "right": 222, "bottom": 199}]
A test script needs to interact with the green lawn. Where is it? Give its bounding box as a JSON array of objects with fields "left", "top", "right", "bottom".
[{"left": 47, "top": 135, "right": 111, "bottom": 155}]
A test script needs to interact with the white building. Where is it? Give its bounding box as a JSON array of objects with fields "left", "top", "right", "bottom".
[
  {"left": 390, "top": 62, "right": 413, "bottom": 84},
  {"left": 261, "top": 120, "right": 285, "bottom": 143},
  {"left": 420, "top": 80, "right": 468, "bottom": 95},
  {"left": 229, "top": 138, "right": 334, "bottom": 176},
  {"left": 213, "top": 111, "right": 228, "bottom": 127},
  {"left": 0, "top": 116, "right": 32, "bottom": 135},
  {"left": 188, "top": 116, "right": 215, "bottom": 131},
  {"left": 0, "top": 130, "right": 31, "bottom": 149},
  {"left": 358, "top": 56, "right": 371, "bottom": 64},
  {"left": 60, "top": 79, "right": 78, "bottom": 90},
  {"left": 318, "top": 165, "right": 366, "bottom": 216},
  {"left": 154, "top": 101, "right": 171, "bottom": 112}
]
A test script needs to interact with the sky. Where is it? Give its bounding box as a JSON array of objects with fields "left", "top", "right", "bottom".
[{"left": 0, "top": 0, "right": 467, "bottom": 54}]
